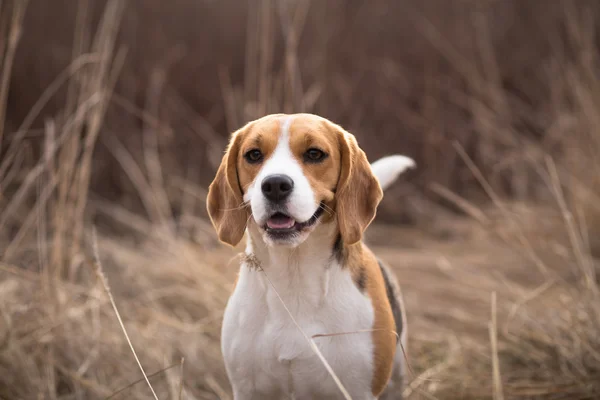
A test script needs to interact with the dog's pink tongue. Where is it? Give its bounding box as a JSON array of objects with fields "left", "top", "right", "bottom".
[{"left": 267, "top": 215, "right": 295, "bottom": 229}]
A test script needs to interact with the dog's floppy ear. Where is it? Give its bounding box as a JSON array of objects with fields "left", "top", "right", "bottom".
[
  {"left": 207, "top": 126, "right": 249, "bottom": 247},
  {"left": 334, "top": 125, "right": 383, "bottom": 245}
]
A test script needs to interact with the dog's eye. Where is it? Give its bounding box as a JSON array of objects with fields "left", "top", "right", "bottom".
[
  {"left": 304, "top": 148, "right": 327, "bottom": 163},
  {"left": 244, "top": 149, "right": 263, "bottom": 164}
]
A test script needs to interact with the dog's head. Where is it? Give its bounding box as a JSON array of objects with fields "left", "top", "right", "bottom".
[{"left": 207, "top": 113, "right": 384, "bottom": 248}]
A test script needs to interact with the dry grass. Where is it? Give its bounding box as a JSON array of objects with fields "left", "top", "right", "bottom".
[{"left": 1, "top": 0, "right": 600, "bottom": 399}]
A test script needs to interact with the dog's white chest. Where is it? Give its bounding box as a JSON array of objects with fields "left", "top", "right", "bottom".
[{"left": 221, "top": 263, "right": 376, "bottom": 399}]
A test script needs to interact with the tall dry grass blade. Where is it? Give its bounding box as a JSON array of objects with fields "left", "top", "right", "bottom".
[
  {"left": 3, "top": 121, "right": 59, "bottom": 262},
  {"left": 160, "top": 89, "right": 224, "bottom": 166},
  {"left": 218, "top": 66, "right": 239, "bottom": 134},
  {"left": 178, "top": 357, "right": 185, "bottom": 400},
  {"left": 312, "top": 329, "right": 414, "bottom": 378},
  {"left": 104, "top": 363, "right": 180, "bottom": 400},
  {"left": 93, "top": 197, "right": 155, "bottom": 235},
  {"left": 64, "top": 0, "right": 91, "bottom": 118},
  {"left": 53, "top": 0, "right": 90, "bottom": 269},
  {"left": 3, "top": 170, "right": 58, "bottom": 260},
  {"left": 110, "top": 93, "right": 174, "bottom": 135},
  {"left": 0, "top": 94, "right": 102, "bottom": 234},
  {"left": 453, "top": 141, "right": 550, "bottom": 276},
  {"left": 40, "top": 122, "right": 55, "bottom": 297},
  {"left": 90, "top": 227, "right": 160, "bottom": 400},
  {"left": 0, "top": 0, "right": 28, "bottom": 152},
  {"left": 408, "top": 3, "right": 483, "bottom": 91},
  {"left": 0, "top": 137, "right": 24, "bottom": 189},
  {"left": 0, "top": 1, "right": 7, "bottom": 59},
  {"left": 545, "top": 155, "right": 597, "bottom": 292},
  {"left": 205, "top": 374, "right": 231, "bottom": 400},
  {"left": 429, "top": 182, "right": 489, "bottom": 224},
  {"left": 37, "top": 159, "right": 56, "bottom": 399},
  {"left": 489, "top": 292, "right": 504, "bottom": 400},
  {"left": 402, "top": 337, "right": 459, "bottom": 399},
  {"left": 259, "top": 267, "right": 353, "bottom": 400},
  {"left": 276, "top": 0, "right": 310, "bottom": 112},
  {"left": 258, "top": 0, "right": 274, "bottom": 116},
  {"left": 69, "top": 0, "right": 126, "bottom": 267},
  {"left": 102, "top": 134, "right": 167, "bottom": 227},
  {"left": 142, "top": 66, "right": 175, "bottom": 234},
  {"left": 0, "top": 54, "right": 101, "bottom": 181},
  {"left": 52, "top": 1, "right": 92, "bottom": 275},
  {"left": 70, "top": 46, "right": 128, "bottom": 269},
  {"left": 504, "top": 279, "right": 555, "bottom": 337},
  {"left": 243, "top": 0, "right": 259, "bottom": 118}
]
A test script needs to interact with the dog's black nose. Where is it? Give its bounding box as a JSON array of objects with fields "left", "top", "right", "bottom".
[{"left": 261, "top": 174, "right": 294, "bottom": 202}]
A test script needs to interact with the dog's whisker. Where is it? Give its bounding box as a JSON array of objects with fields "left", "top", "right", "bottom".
[
  {"left": 319, "top": 203, "right": 336, "bottom": 217},
  {"left": 245, "top": 213, "right": 254, "bottom": 226},
  {"left": 218, "top": 202, "right": 250, "bottom": 212}
]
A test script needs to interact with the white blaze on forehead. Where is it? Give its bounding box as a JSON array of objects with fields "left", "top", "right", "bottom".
[
  {"left": 281, "top": 116, "right": 293, "bottom": 140},
  {"left": 246, "top": 115, "right": 318, "bottom": 224}
]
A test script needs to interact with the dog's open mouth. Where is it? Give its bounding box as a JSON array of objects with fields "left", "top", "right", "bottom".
[
  {"left": 263, "top": 205, "right": 324, "bottom": 236},
  {"left": 266, "top": 213, "right": 296, "bottom": 230}
]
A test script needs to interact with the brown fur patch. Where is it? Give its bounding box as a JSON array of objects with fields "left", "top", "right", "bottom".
[
  {"left": 346, "top": 243, "right": 397, "bottom": 397},
  {"left": 206, "top": 125, "right": 250, "bottom": 246},
  {"left": 287, "top": 116, "right": 341, "bottom": 213},
  {"left": 333, "top": 127, "right": 383, "bottom": 245},
  {"left": 236, "top": 115, "right": 282, "bottom": 194}
]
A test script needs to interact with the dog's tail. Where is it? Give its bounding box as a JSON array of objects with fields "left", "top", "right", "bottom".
[{"left": 371, "top": 155, "right": 415, "bottom": 191}]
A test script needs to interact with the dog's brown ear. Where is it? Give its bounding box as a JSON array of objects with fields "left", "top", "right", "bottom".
[
  {"left": 334, "top": 125, "right": 383, "bottom": 245},
  {"left": 207, "top": 126, "right": 249, "bottom": 247}
]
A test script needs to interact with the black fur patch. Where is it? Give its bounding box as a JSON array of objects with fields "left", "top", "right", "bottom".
[
  {"left": 378, "top": 260, "right": 403, "bottom": 343},
  {"left": 332, "top": 233, "right": 344, "bottom": 264},
  {"left": 355, "top": 267, "right": 367, "bottom": 292}
]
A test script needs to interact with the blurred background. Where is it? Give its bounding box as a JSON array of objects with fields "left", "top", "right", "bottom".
[{"left": 1, "top": 0, "right": 600, "bottom": 399}]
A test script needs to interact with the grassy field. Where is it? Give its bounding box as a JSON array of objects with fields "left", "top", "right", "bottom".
[{"left": 1, "top": 1, "right": 600, "bottom": 399}]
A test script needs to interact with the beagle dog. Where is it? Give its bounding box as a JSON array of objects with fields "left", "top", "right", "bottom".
[{"left": 207, "top": 113, "right": 415, "bottom": 399}]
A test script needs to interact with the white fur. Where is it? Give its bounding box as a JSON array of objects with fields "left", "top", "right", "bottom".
[
  {"left": 370, "top": 155, "right": 415, "bottom": 191},
  {"left": 222, "top": 120, "right": 412, "bottom": 399},
  {"left": 222, "top": 223, "right": 377, "bottom": 400}
]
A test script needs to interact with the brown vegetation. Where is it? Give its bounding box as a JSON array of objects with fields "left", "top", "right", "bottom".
[{"left": 1, "top": 0, "right": 599, "bottom": 399}]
